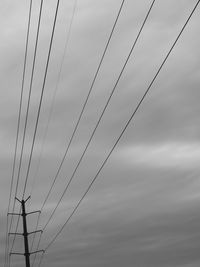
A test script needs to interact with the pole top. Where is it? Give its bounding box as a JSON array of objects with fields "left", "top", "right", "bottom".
[{"left": 15, "top": 196, "right": 31, "bottom": 203}]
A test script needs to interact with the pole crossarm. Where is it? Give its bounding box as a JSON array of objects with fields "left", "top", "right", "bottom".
[
  {"left": 30, "top": 250, "right": 45, "bottom": 255},
  {"left": 8, "top": 230, "right": 43, "bottom": 236},
  {"left": 10, "top": 252, "right": 24, "bottom": 256},
  {"left": 26, "top": 210, "right": 41, "bottom": 215},
  {"left": 7, "top": 212, "right": 21, "bottom": 216},
  {"left": 28, "top": 230, "right": 43, "bottom": 235},
  {"left": 10, "top": 250, "right": 44, "bottom": 256},
  {"left": 8, "top": 232, "right": 23, "bottom": 236}
]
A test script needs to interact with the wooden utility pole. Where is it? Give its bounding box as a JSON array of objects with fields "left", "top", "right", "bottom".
[
  {"left": 8, "top": 197, "right": 44, "bottom": 267},
  {"left": 22, "top": 198, "right": 30, "bottom": 267}
]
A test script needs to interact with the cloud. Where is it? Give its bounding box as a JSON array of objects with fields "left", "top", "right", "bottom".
[
  {"left": 118, "top": 142, "right": 200, "bottom": 169},
  {"left": 1, "top": 0, "right": 200, "bottom": 266},
  {"left": 40, "top": 190, "right": 200, "bottom": 267}
]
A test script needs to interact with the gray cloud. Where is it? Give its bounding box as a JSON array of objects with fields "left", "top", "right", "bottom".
[{"left": 0, "top": 0, "right": 200, "bottom": 266}]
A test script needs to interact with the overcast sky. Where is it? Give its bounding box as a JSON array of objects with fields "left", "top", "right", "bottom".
[{"left": 0, "top": 0, "right": 200, "bottom": 266}]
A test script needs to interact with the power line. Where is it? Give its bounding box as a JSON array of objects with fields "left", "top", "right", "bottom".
[
  {"left": 29, "top": 0, "right": 78, "bottom": 257},
  {"left": 21, "top": 0, "right": 44, "bottom": 198},
  {"left": 42, "top": 0, "right": 200, "bottom": 256},
  {"left": 8, "top": 209, "right": 21, "bottom": 267},
  {"left": 31, "top": 2, "right": 126, "bottom": 265},
  {"left": 39, "top": 0, "right": 126, "bottom": 213},
  {"left": 9, "top": 0, "right": 61, "bottom": 258},
  {"left": 9, "top": 0, "right": 61, "bottom": 264},
  {"left": 42, "top": 0, "right": 155, "bottom": 232},
  {"left": 38, "top": 251, "right": 44, "bottom": 267},
  {"left": 20, "top": 0, "right": 61, "bottom": 261},
  {"left": 5, "top": 0, "right": 33, "bottom": 266},
  {"left": 31, "top": 230, "right": 42, "bottom": 267},
  {"left": 8, "top": 0, "right": 45, "bottom": 260},
  {"left": 22, "top": 0, "right": 61, "bottom": 199},
  {"left": 29, "top": 0, "right": 78, "bottom": 204},
  {"left": 30, "top": 212, "right": 41, "bottom": 251}
]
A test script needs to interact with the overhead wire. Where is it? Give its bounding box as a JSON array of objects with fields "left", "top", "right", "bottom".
[
  {"left": 31, "top": 231, "right": 42, "bottom": 267},
  {"left": 25, "top": 0, "right": 61, "bottom": 262},
  {"left": 38, "top": 251, "right": 44, "bottom": 267},
  {"left": 42, "top": 0, "right": 155, "bottom": 233},
  {"left": 29, "top": 0, "right": 78, "bottom": 258},
  {"left": 31, "top": 1, "right": 126, "bottom": 265},
  {"left": 22, "top": 0, "right": 44, "bottom": 245},
  {"left": 9, "top": 0, "right": 61, "bottom": 259},
  {"left": 21, "top": 0, "right": 44, "bottom": 199},
  {"left": 8, "top": 0, "right": 44, "bottom": 261},
  {"left": 8, "top": 204, "right": 21, "bottom": 267},
  {"left": 41, "top": 0, "right": 200, "bottom": 260},
  {"left": 5, "top": 0, "right": 33, "bottom": 266},
  {"left": 39, "top": 0, "right": 126, "bottom": 213},
  {"left": 20, "top": 0, "right": 61, "bottom": 262},
  {"left": 29, "top": 0, "right": 78, "bottom": 205},
  {"left": 22, "top": 0, "right": 61, "bottom": 199}
]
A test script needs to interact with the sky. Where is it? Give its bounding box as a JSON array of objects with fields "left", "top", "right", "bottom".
[{"left": 0, "top": 0, "right": 200, "bottom": 266}]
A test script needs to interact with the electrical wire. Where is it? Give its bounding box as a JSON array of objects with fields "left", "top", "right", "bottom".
[
  {"left": 42, "top": 0, "right": 155, "bottom": 232},
  {"left": 38, "top": 251, "right": 44, "bottom": 267},
  {"left": 22, "top": 0, "right": 61, "bottom": 199},
  {"left": 41, "top": 0, "right": 200, "bottom": 260},
  {"left": 30, "top": 212, "right": 41, "bottom": 251},
  {"left": 39, "top": 0, "right": 126, "bottom": 213},
  {"left": 29, "top": 0, "right": 78, "bottom": 256},
  {"left": 29, "top": 0, "right": 78, "bottom": 205},
  {"left": 31, "top": 1, "right": 127, "bottom": 265},
  {"left": 30, "top": 212, "right": 41, "bottom": 253},
  {"left": 8, "top": 0, "right": 44, "bottom": 260},
  {"left": 31, "top": 2, "right": 127, "bottom": 265},
  {"left": 9, "top": 0, "right": 61, "bottom": 258},
  {"left": 21, "top": 0, "right": 44, "bottom": 199},
  {"left": 8, "top": 206, "right": 21, "bottom": 267},
  {"left": 5, "top": 0, "right": 33, "bottom": 265},
  {"left": 31, "top": 230, "right": 43, "bottom": 267},
  {"left": 9, "top": 0, "right": 61, "bottom": 264}
]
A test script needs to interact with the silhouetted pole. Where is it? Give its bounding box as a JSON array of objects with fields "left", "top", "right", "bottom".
[
  {"left": 8, "top": 197, "right": 44, "bottom": 267},
  {"left": 21, "top": 199, "right": 30, "bottom": 267}
]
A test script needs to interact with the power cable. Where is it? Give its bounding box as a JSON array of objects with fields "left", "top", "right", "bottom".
[
  {"left": 42, "top": 0, "right": 200, "bottom": 258},
  {"left": 42, "top": 0, "right": 155, "bottom": 232},
  {"left": 5, "top": 0, "right": 33, "bottom": 266},
  {"left": 9, "top": 0, "right": 61, "bottom": 264},
  {"left": 9, "top": 0, "right": 61, "bottom": 258},
  {"left": 22, "top": 0, "right": 61, "bottom": 199},
  {"left": 31, "top": 2, "right": 126, "bottom": 265},
  {"left": 31, "top": 230, "right": 42, "bottom": 267},
  {"left": 8, "top": 0, "right": 44, "bottom": 260},
  {"left": 31, "top": 1, "right": 127, "bottom": 265},
  {"left": 21, "top": 0, "right": 44, "bottom": 199},
  {"left": 8, "top": 207, "right": 21, "bottom": 267},
  {"left": 38, "top": 251, "right": 44, "bottom": 267},
  {"left": 29, "top": 0, "right": 78, "bottom": 205},
  {"left": 39, "top": 0, "right": 126, "bottom": 212},
  {"left": 29, "top": 0, "right": 78, "bottom": 256}
]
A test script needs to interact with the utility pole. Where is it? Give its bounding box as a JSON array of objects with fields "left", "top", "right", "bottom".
[{"left": 8, "top": 196, "right": 44, "bottom": 267}]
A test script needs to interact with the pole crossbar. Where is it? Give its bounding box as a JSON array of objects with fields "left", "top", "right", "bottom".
[
  {"left": 28, "top": 230, "right": 43, "bottom": 235},
  {"left": 30, "top": 250, "right": 45, "bottom": 255},
  {"left": 26, "top": 210, "right": 41, "bottom": 215},
  {"left": 10, "top": 252, "right": 24, "bottom": 256},
  {"left": 8, "top": 233, "right": 23, "bottom": 236},
  {"left": 7, "top": 213, "right": 21, "bottom": 216},
  {"left": 9, "top": 230, "right": 43, "bottom": 236}
]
